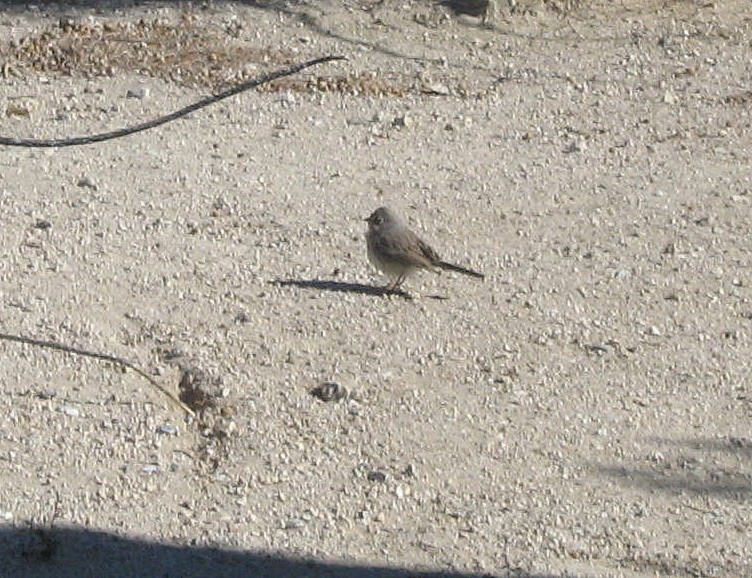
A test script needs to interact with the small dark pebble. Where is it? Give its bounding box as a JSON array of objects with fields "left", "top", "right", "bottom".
[
  {"left": 156, "top": 424, "right": 179, "bottom": 436},
  {"left": 33, "top": 219, "right": 51, "bottom": 230},
  {"left": 311, "top": 382, "right": 347, "bottom": 402},
  {"left": 234, "top": 311, "right": 252, "bottom": 323},
  {"left": 77, "top": 176, "right": 97, "bottom": 190},
  {"left": 367, "top": 471, "right": 387, "bottom": 483},
  {"left": 441, "top": 0, "right": 488, "bottom": 17}
]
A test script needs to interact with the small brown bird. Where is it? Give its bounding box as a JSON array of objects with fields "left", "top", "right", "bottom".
[{"left": 365, "top": 206, "right": 484, "bottom": 291}]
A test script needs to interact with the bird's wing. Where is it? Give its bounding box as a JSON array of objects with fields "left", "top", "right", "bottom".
[{"left": 375, "top": 228, "right": 438, "bottom": 269}]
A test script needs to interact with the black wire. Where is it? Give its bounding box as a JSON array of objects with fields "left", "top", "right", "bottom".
[{"left": 0, "top": 55, "right": 345, "bottom": 148}]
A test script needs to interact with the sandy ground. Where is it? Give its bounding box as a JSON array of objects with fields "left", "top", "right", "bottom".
[{"left": 0, "top": 1, "right": 750, "bottom": 577}]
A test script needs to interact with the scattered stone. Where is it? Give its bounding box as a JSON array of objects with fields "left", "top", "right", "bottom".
[
  {"left": 564, "top": 140, "right": 586, "bottom": 153},
  {"left": 156, "top": 424, "right": 179, "bottom": 436},
  {"left": 5, "top": 99, "right": 36, "bottom": 117},
  {"left": 367, "top": 470, "right": 387, "bottom": 483},
  {"left": 441, "top": 0, "right": 489, "bottom": 18},
  {"left": 392, "top": 113, "right": 413, "bottom": 128},
  {"left": 310, "top": 382, "right": 347, "bottom": 402},
  {"left": 614, "top": 268, "right": 631, "bottom": 279},
  {"left": 77, "top": 176, "right": 98, "bottom": 190},
  {"left": 60, "top": 405, "right": 80, "bottom": 417},
  {"left": 422, "top": 82, "right": 451, "bottom": 96},
  {"left": 141, "top": 464, "right": 159, "bottom": 474},
  {"left": 347, "top": 400, "right": 362, "bottom": 415},
  {"left": 178, "top": 367, "right": 219, "bottom": 412},
  {"left": 33, "top": 219, "right": 52, "bottom": 230},
  {"left": 283, "top": 517, "right": 306, "bottom": 530},
  {"left": 126, "top": 86, "right": 149, "bottom": 99}
]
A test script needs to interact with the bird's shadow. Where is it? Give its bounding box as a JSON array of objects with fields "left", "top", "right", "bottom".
[{"left": 272, "top": 279, "right": 448, "bottom": 300}]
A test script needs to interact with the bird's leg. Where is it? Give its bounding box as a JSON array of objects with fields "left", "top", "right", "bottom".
[
  {"left": 382, "top": 278, "right": 397, "bottom": 292},
  {"left": 382, "top": 274, "right": 405, "bottom": 293}
]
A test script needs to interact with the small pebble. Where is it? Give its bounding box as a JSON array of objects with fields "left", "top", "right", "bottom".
[
  {"left": 423, "top": 82, "right": 451, "bottom": 95},
  {"left": 77, "top": 176, "right": 97, "bottom": 190},
  {"left": 156, "top": 424, "right": 179, "bottom": 436},
  {"left": 284, "top": 518, "right": 305, "bottom": 530},
  {"left": 310, "top": 382, "right": 347, "bottom": 402},
  {"left": 33, "top": 219, "right": 51, "bottom": 230},
  {"left": 393, "top": 114, "right": 412, "bottom": 128},
  {"left": 367, "top": 471, "right": 387, "bottom": 483},
  {"left": 126, "top": 87, "right": 149, "bottom": 99},
  {"left": 615, "top": 269, "right": 631, "bottom": 279},
  {"left": 60, "top": 405, "right": 80, "bottom": 417}
]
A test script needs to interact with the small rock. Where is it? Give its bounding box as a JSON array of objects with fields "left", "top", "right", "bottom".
[
  {"left": 647, "top": 325, "right": 662, "bottom": 336},
  {"left": 422, "top": 82, "right": 451, "bottom": 96},
  {"left": 311, "top": 382, "right": 347, "bottom": 402},
  {"left": 126, "top": 87, "right": 149, "bottom": 100},
  {"left": 77, "top": 176, "right": 97, "bottom": 190},
  {"left": 564, "top": 140, "right": 586, "bottom": 153},
  {"left": 5, "top": 99, "right": 36, "bottom": 117},
  {"left": 33, "top": 219, "right": 51, "bottom": 231},
  {"left": 156, "top": 424, "right": 179, "bottom": 436},
  {"left": 60, "top": 405, "right": 80, "bottom": 417},
  {"left": 141, "top": 464, "right": 159, "bottom": 474},
  {"left": 393, "top": 114, "right": 413, "bottom": 128},
  {"left": 442, "top": 0, "right": 489, "bottom": 17},
  {"left": 367, "top": 471, "right": 387, "bottom": 483},
  {"left": 615, "top": 268, "right": 631, "bottom": 279},
  {"left": 347, "top": 400, "right": 362, "bottom": 415},
  {"left": 234, "top": 311, "right": 252, "bottom": 323},
  {"left": 284, "top": 517, "right": 305, "bottom": 530}
]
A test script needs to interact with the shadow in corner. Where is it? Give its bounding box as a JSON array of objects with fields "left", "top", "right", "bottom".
[
  {"left": 596, "top": 435, "right": 752, "bottom": 501},
  {"left": 0, "top": 524, "right": 556, "bottom": 578},
  {"left": 274, "top": 278, "right": 451, "bottom": 301},
  {"left": 597, "top": 464, "right": 751, "bottom": 500}
]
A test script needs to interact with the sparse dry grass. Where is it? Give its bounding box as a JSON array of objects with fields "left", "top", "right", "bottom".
[{"left": 0, "top": 13, "right": 410, "bottom": 96}]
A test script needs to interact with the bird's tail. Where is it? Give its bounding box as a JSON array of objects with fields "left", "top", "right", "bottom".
[{"left": 437, "top": 261, "right": 484, "bottom": 279}]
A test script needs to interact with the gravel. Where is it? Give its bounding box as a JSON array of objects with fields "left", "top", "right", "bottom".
[{"left": 0, "top": 1, "right": 750, "bottom": 577}]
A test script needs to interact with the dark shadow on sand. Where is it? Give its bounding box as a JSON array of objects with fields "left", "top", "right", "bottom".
[
  {"left": 273, "top": 278, "right": 412, "bottom": 299},
  {"left": 595, "top": 435, "right": 752, "bottom": 501},
  {"left": 273, "top": 279, "right": 449, "bottom": 300},
  {"left": 0, "top": 524, "right": 551, "bottom": 578}
]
